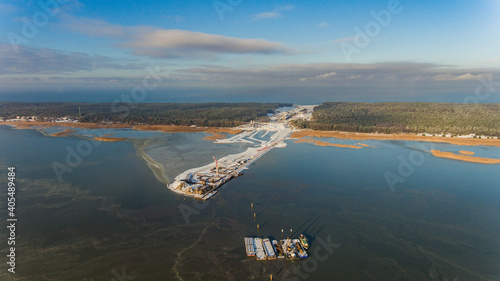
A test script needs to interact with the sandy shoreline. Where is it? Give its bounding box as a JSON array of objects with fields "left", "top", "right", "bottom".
[
  {"left": 50, "top": 128, "right": 76, "bottom": 137},
  {"left": 93, "top": 136, "right": 127, "bottom": 142},
  {"left": 294, "top": 138, "right": 362, "bottom": 149},
  {"left": 290, "top": 130, "right": 500, "bottom": 148},
  {"left": 431, "top": 150, "right": 500, "bottom": 164},
  {"left": 0, "top": 121, "right": 242, "bottom": 136},
  {"left": 203, "top": 128, "right": 243, "bottom": 141}
]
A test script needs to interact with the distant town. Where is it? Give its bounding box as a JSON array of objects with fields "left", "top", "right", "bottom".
[{"left": 0, "top": 116, "right": 78, "bottom": 123}]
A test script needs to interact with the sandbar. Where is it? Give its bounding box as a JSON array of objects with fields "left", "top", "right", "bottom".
[
  {"left": 50, "top": 129, "right": 76, "bottom": 137},
  {"left": 431, "top": 150, "right": 500, "bottom": 164},
  {"left": 0, "top": 121, "right": 242, "bottom": 135},
  {"left": 294, "top": 138, "right": 362, "bottom": 149},
  {"left": 203, "top": 128, "right": 243, "bottom": 141},
  {"left": 290, "top": 130, "right": 500, "bottom": 148},
  {"left": 93, "top": 136, "right": 127, "bottom": 142},
  {"left": 459, "top": 150, "right": 475, "bottom": 155}
]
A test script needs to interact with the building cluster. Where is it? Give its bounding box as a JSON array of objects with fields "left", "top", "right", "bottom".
[
  {"left": 2, "top": 116, "right": 38, "bottom": 122},
  {"left": 173, "top": 158, "right": 249, "bottom": 196},
  {"left": 1, "top": 116, "right": 78, "bottom": 123}
]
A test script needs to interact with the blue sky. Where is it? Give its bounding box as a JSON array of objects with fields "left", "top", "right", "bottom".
[{"left": 0, "top": 0, "right": 499, "bottom": 100}]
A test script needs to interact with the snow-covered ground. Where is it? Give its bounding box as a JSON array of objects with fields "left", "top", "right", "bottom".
[{"left": 167, "top": 106, "right": 303, "bottom": 198}]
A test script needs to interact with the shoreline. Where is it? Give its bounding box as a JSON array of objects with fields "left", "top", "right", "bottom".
[
  {"left": 0, "top": 121, "right": 242, "bottom": 137},
  {"left": 294, "top": 138, "right": 362, "bottom": 149},
  {"left": 431, "top": 150, "right": 500, "bottom": 164},
  {"left": 4, "top": 121, "right": 498, "bottom": 148},
  {"left": 168, "top": 122, "right": 292, "bottom": 200},
  {"left": 93, "top": 136, "right": 127, "bottom": 142},
  {"left": 290, "top": 130, "right": 500, "bottom": 148}
]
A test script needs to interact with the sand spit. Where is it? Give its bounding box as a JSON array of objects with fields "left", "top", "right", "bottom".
[
  {"left": 50, "top": 129, "right": 76, "bottom": 137},
  {"left": 133, "top": 141, "right": 169, "bottom": 184},
  {"left": 93, "top": 136, "right": 127, "bottom": 142},
  {"left": 290, "top": 130, "right": 500, "bottom": 148},
  {"left": 358, "top": 143, "right": 370, "bottom": 147},
  {"left": 0, "top": 121, "right": 243, "bottom": 135},
  {"left": 459, "top": 150, "right": 475, "bottom": 155},
  {"left": 203, "top": 128, "right": 243, "bottom": 141},
  {"left": 431, "top": 150, "right": 500, "bottom": 164},
  {"left": 203, "top": 133, "right": 224, "bottom": 141},
  {"left": 294, "top": 138, "right": 362, "bottom": 149}
]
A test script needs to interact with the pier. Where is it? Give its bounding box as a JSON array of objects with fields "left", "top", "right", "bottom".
[{"left": 167, "top": 107, "right": 308, "bottom": 199}]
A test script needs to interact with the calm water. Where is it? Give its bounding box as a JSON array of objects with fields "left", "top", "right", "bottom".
[
  {"left": 0, "top": 125, "right": 499, "bottom": 280},
  {"left": 2, "top": 88, "right": 500, "bottom": 104}
]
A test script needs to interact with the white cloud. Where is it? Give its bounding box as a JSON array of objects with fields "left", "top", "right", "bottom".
[
  {"left": 274, "top": 5, "right": 295, "bottom": 12},
  {"left": 59, "top": 16, "right": 291, "bottom": 58},
  {"left": 299, "top": 71, "right": 337, "bottom": 82},
  {"left": 432, "top": 73, "right": 492, "bottom": 81},
  {"left": 251, "top": 5, "right": 294, "bottom": 21},
  {"left": 252, "top": 12, "right": 281, "bottom": 21},
  {"left": 317, "top": 21, "right": 330, "bottom": 28},
  {"left": 122, "top": 29, "right": 291, "bottom": 58},
  {"left": 0, "top": 44, "right": 146, "bottom": 74},
  {"left": 331, "top": 36, "right": 356, "bottom": 44}
]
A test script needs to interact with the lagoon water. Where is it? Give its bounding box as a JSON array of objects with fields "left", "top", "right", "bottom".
[{"left": 0, "top": 124, "right": 499, "bottom": 280}]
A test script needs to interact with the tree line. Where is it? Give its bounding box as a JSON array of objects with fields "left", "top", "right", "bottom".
[
  {"left": 0, "top": 102, "right": 292, "bottom": 127},
  {"left": 292, "top": 102, "right": 500, "bottom": 137}
]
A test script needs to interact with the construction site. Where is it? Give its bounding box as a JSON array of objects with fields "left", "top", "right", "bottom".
[{"left": 167, "top": 105, "right": 315, "bottom": 200}]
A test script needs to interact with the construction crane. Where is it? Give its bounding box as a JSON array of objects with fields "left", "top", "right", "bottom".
[{"left": 213, "top": 155, "right": 218, "bottom": 178}]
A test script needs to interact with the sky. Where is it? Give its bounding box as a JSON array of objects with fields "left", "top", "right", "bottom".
[{"left": 0, "top": 0, "right": 499, "bottom": 102}]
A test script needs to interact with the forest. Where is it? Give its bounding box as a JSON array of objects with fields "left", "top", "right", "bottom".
[
  {"left": 292, "top": 102, "right": 500, "bottom": 137},
  {"left": 0, "top": 102, "right": 292, "bottom": 127}
]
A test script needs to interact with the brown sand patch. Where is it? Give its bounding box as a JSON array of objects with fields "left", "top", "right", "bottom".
[
  {"left": 431, "top": 150, "right": 500, "bottom": 164},
  {"left": 203, "top": 133, "right": 225, "bottom": 141},
  {"left": 459, "top": 150, "right": 475, "bottom": 155},
  {"left": 205, "top": 128, "right": 243, "bottom": 134},
  {"left": 3, "top": 121, "right": 132, "bottom": 130},
  {"left": 203, "top": 128, "right": 243, "bottom": 141},
  {"left": 295, "top": 138, "right": 362, "bottom": 149},
  {"left": 131, "top": 124, "right": 204, "bottom": 133},
  {"left": 0, "top": 121, "right": 244, "bottom": 135},
  {"left": 50, "top": 129, "right": 76, "bottom": 137},
  {"left": 93, "top": 136, "right": 127, "bottom": 142},
  {"left": 290, "top": 130, "right": 500, "bottom": 148},
  {"left": 357, "top": 143, "right": 370, "bottom": 147}
]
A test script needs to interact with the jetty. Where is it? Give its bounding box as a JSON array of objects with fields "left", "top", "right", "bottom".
[{"left": 167, "top": 106, "right": 314, "bottom": 200}]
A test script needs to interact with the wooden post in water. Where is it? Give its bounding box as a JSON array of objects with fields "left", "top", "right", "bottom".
[
  {"left": 251, "top": 202, "right": 253, "bottom": 211},
  {"left": 257, "top": 224, "right": 259, "bottom": 233},
  {"left": 254, "top": 213, "right": 256, "bottom": 221}
]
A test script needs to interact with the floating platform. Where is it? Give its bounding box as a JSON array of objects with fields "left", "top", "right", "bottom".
[
  {"left": 244, "top": 237, "right": 255, "bottom": 257},
  {"left": 244, "top": 236, "right": 308, "bottom": 261},
  {"left": 253, "top": 238, "right": 267, "bottom": 260},
  {"left": 263, "top": 238, "right": 276, "bottom": 260}
]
